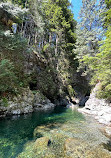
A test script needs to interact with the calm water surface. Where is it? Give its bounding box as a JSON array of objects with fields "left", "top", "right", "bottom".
[{"left": 0, "top": 107, "right": 110, "bottom": 158}]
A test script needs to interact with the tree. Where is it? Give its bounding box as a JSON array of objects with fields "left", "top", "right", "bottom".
[
  {"left": 0, "top": 59, "right": 18, "bottom": 93},
  {"left": 74, "top": 0, "right": 106, "bottom": 72},
  {"left": 42, "top": 0, "right": 77, "bottom": 97},
  {"left": 82, "top": 0, "right": 111, "bottom": 100},
  {"left": 104, "top": 0, "right": 111, "bottom": 27},
  {"left": 0, "top": 0, "right": 77, "bottom": 99}
]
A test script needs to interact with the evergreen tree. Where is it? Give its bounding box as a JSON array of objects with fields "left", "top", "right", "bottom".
[
  {"left": 82, "top": 0, "right": 111, "bottom": 100},
  {"left": 104, "top": 0, "right": 111, "bottom": 27},
  {"left": 0, "top": 59, "right": 18, "bottom": 93},
  {"left": 42, "top": 0, "right": 77, "bottom": 95},
  {"left": 74, "top": 0, "right": 106, "bottom": 72}
]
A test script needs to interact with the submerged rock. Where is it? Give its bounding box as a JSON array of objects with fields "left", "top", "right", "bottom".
[
  {"left": 18, "top": 135, "right": 111, "bottom": 158},
  {"left": 64, "top": 138, "right": 111, "bottom": 158},
  {"left": 64, "top": 138, "right": 90, "bottom": 158},
  {"left": 34, "top": 137, "right": 51, "bottom": 149},
  {"left": 17, "top": 108, "right": 111, "bottom": 158}
]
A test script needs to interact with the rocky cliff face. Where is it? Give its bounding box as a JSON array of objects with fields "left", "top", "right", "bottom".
[
  {"left": 79, "top": 83, "right": 111, "bottom": 125},
  {"left": 0, "top": 88, "right": 55, "bottom": 118}
]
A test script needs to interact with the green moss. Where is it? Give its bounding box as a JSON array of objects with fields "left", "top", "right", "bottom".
[
  {"left": 1, "top": 97, "right": 8, "bottom": 107},
  {"left": 67, "top": 85, "right": 76, "bottom": 97}
]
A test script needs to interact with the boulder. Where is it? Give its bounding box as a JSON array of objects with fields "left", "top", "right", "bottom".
[
  {"left": 43, "top": 103, "right": 55, "bottom": 110},
  {"left": 33, "top": 92, "right": 55, "bottom": 110},
  {"left": 34, "top": 137, "right": 51, "bottom": 149}
]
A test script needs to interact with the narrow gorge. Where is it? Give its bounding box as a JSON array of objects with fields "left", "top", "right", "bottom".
[{"left": 0, "top": 0, "right": 111, "bottom": 158}]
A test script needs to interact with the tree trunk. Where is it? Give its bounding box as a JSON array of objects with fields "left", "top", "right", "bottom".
[{"left": 55, "top": 34, "right": 58, "bottom": 56}]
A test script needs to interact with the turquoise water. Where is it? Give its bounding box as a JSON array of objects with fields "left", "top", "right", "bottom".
[{"left": 0, "top": 107, "right": 110, "bottom": 158}]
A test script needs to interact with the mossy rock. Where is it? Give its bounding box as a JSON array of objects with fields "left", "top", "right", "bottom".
[
  {"left": 64, "top": 138, "right": 111, "bottom": 158},
  {"left": 18, "top": 137, "right": 51, "bottom": 158},
  {"left": 33, "top": 137, "right": 51, "bottom": 150},
  {"left": 33, "top": 124, "right": 59, "bottom": 138}
]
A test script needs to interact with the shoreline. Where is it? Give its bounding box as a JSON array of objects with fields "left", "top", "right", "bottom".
[{"left": 78, "top": 107, "right": 111, "bottom": 138}]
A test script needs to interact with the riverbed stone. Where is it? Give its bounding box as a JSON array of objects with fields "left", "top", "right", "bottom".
[
  {"left": 17, "top": 109, "right": 111, "bottom": 158},
  {"left": 64, "top": 138, "right": 91, "bottom": 158},
  {"left": 103, "top": 127, "right": 111, "bottom": 138},
  {"left": 64, "top": 138, "right": 111, "bottom": 158},
  {"left": 34, "top": 137, "right": 51, "bottom": 149}
]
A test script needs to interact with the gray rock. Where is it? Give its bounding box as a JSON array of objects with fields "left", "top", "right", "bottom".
[
  {"left": 43, "top": 103, "right": 55, "bottom": 110},
  {"left": 11, "top": 109, "right": 21, "bottom": 115},
  {"left": 23, "top": 105, "right": 33, "bottom": 114},
  {"left": 79, "top": 96, "right": 89, "bottom": 106},
  {"left": 85, "top": 83, "right": 110, "bottom": 109},
  {"left": 104, "top": 127, "right": 111, "bottom": 137},
  {"left": 0, "top": 106, "right": 7, "bottom": 117},
  {"left": 0, "top": 88, "right": 56, "bottom": 117},
  {"left": 78, "top": 83, "right": 111, "bottom": 126},
  {"left": 54, "top": 98, "right": 69, "bottom": 106},
  {"left": 67, "top": 102, "right": 79, "bottom": 110},
  {"left": 34, "top": 103, "right": 55, "bottom": 110}
]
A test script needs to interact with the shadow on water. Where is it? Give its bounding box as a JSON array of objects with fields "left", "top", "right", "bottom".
[{"left": 0, "top": 106, "right": 85, "bottom": 158}]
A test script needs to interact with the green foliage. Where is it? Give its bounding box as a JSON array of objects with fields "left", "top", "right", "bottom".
[
  {"left": 105, "top": 0, "right": 111, "bottom": 8},
  {"left": 0, "top": 29, "right": 27, "bottom": 52},
  {"left": 1, "top": 97, "right": 8, "bottom": 107},
  {"left": 43, "top": 43, "right": 50, "bottom": 52},
  {"left": 37, "top": 69, "right": 58, "bottom": 98},
  {"left": 67, "top": 85, "right": 76, "bottom": 97},
  {"left": 74, "top": 0, "right": 106, "bottom": 72},
  {"left": 43, "top": 0, "right": 76, "bottom": 48},
  {"left": 73, "top": 0, "right": 111, "bottom": 101},
  {"left": 41, "top": 0, "right": 77, "bottom": 98},
  {"left": 83, "top": 27, "right": 111, "bottom": 100},
  {"left": 0, "top": 0, "right": 79, "bottom": 100},
  {"left": 0, "top": 23, "right": 30, "bottom": 94},
  {"left": 11, "top": 0, "right": 29, "bottom": 8},
  {"left": 0, "top": 59, "right": 18, "bottom": 93},
  {"left": 104, "top": 0, "right": 111, "bottom": 27}
]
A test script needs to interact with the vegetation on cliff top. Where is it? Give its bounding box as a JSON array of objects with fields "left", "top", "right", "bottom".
[{"left": 0, "top": 0, "right": 110, "bottom": 102}]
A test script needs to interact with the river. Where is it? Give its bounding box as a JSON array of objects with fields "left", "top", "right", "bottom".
[{"left": 0, "top": 107, "right": 111, "bottom": 158}]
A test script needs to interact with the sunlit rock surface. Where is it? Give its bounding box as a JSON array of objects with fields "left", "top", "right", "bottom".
[
  {"left": 0, "top": 88, "right": 55, "bottom": 117},
  {"left": 79, "top": 83, "right": 111, "bottom": 126}
]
